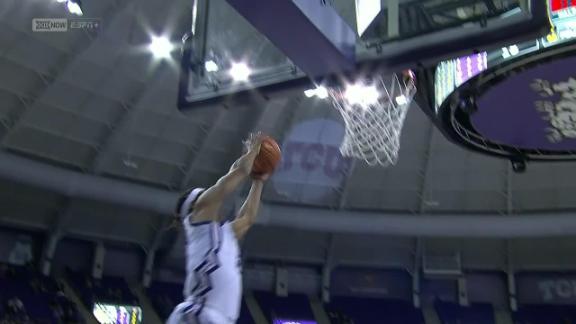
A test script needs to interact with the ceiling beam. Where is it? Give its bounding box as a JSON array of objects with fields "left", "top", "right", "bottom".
[
  {"left": 506, "top": 162, "right": 513, "bottom": 215},
  {"left": 86, "top": 64, "right": 163, "bottom": 170},
  {"left": 180, "top": 106, "right": 228, "bottom": 189},
  {"left": 417, "top": 120, "right": 435, "bottom": 214},
  {"left": 87, "top": 0, "right": 194, "bottom": 178},
  {"left": 0, "top": 0, "right": 134, "bottom": 146},
  {"left": 337, "top": 159, "right": 356, "bottom": 209}
]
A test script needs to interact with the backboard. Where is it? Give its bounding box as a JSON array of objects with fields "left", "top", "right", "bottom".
[{"left": 178, "top": 0, "right": 549, "bottom": 111}]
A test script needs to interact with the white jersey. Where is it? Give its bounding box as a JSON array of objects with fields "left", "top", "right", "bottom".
[{"left": 181, "top": 217, "right": 242, "bottom": 322}]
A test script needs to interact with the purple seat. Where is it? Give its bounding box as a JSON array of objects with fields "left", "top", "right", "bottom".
[
  {"left": 327, "top": 296, "right": 424, "bottom": 324},
  {"left": 254, "top": 291, "right": 314, "bottom": 322},
  {"left": 434, "top": 301, "right": 494, "bottom": 324},
  {"left": 67, "top": 270, "right": 138, "bottom": 307},
  {"left": 148, "top": 281, "right": 254, "bottom": 323},
  {"left": 148, "top": 281, "right": 183, "bottom": 319},
  {"left": 0, "top": 263, "right": 81, "bottom": 324},
  {"left": 513, "top": 305, "right": 576, "bottom": 324}
]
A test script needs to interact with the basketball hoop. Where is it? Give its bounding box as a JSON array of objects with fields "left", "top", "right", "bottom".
[{"left": 328, "top": 70, "right": 416, "bottom": 166}]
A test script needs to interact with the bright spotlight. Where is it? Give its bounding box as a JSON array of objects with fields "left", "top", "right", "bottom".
[
  {"left": 229, "top": 62, "right": 251, "bottom": 82},
  {"left": 315, "top": 86, "right": 328, "bottom": 99},
  {"left": 509, "top": 45, "right": 519, "bottom": 56},
  {"left": 304, "top": 89, "right": 316, "bottom": 98},
  {"left": 204, "top": 60, "right": 219, "bottom": 72},
  {"left": 344, "top": 84, "right": 379, "bottom": 106},
  {"left": 149, "top": 36, "right": 174, "bottom": 59},
  {"left": 304, "top": 86, "right": 329, "bottom": 99},
  {"left": 395, "top": 95, "right": 408, "bottom": 106},
  {"left": 56, "top": 0, "right": 67, "bottom": 3},
  {"left": 66, "top": 0, "right": 83, "bottom": 15}
]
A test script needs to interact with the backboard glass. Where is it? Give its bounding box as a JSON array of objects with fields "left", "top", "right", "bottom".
[{"left": 178, "top": 0, "right": 549, "bottom": 111}]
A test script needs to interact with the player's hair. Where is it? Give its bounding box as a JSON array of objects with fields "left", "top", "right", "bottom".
[{"left": 174, "top": 187, "right": 205, "bottom": 218}]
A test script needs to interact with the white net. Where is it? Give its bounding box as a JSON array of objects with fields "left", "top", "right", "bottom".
[{"left": 329, "top": 70, "right": 416, "bottom": 166}]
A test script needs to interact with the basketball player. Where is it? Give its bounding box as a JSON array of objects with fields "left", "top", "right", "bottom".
[{"left": 167, "top": 132, "right": 269, "bottom": 324}]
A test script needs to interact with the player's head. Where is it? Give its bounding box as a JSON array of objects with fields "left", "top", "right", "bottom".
[{"left": 174, "top": 187, "right": 206, "bottom": 219}]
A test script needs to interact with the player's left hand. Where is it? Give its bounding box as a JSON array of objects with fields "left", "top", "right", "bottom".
[{"left": 252, "top": 172, "right": 271, "bottom": 181}]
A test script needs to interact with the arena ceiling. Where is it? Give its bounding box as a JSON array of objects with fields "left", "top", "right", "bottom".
[{"left": 1, "top": 0, "right": 576, "bottom": 254}]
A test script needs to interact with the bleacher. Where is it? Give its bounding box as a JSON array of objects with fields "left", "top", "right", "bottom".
[
  {"left": 513, "top": 305, "right": 576, "bottom": 324},
  {"left": 147, "top": 281, "right": 182, "bottom": 320},
  {"left": 66, "top": 270, "right": 138, "bottom": 307},
  {"left": 0, "top": 263, "right": 83, "bottom": 324},
  {"left": 254, "top": 291, "right": 316, "bottom": 323},
  {"left": 434, "top": 301, "right": 495, "bottom": 324},
  {"left": 3, "top": 262, "right": 575, "bottom": 324},
  {"left": 327, "top": 296, "right": 425, "bottom": 324},
  {"left": 147, "top": 281, "right": 253, "bottom": 323},
  {"left": 7, "top": 264, "right": 576, "bottom": 324}
]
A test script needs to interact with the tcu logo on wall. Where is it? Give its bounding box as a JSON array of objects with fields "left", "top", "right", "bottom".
[
  {"left": 272, "top": 118, "right": 351, "bottom": 201},
  {"left": 539, "top": 279, "right": 576, "bottom": 302},
  {"left": 533, "top": 77, "right": 576, "bottom": 143}
]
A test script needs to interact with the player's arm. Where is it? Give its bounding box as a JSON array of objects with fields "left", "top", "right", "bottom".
[
  {"left": 232, "top": 176, "right": 267, "bottom": 240},
  {"left": 193, "top": 133, "right": 263, "bottom": 215}
]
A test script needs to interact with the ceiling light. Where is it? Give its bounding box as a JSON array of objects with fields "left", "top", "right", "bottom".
[
  {"left": 229, "top": 62, "right": 251, "bottom": 82},
  {"left": 304, "top": 87, "right": 328, "bottom": 99},
  {"left": 67, "top": 0, "right": 83, "bottom": 16},
  {"left": 56, "top": 0, "right": 67, "bottom": 3},
  {"left": 304, "top": 89, "right": 316, "bottom": 98},
  {"left": 315, "top": 86, "right": 328, "bottom": 99},
  {"left": 204, "top": 60, "right": 219, "bottom": 72},
  {"left": 344, "top": 84, "right": 379, "bottom": 107},
  {"left": 509, "top": 45, "right": 519, "bottom": 56},
  {"left": 149, "top": 36, "right": 174, "bottom": 59}
]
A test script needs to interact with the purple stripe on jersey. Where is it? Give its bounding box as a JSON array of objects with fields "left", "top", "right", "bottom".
[{"left": 191, "top": 223, "right": 223, "bottom": 301}]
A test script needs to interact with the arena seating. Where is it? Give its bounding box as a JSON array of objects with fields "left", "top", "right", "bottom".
[
  {"left": 254, "top": 291, "right": 315, "bottom": 322},
  {"left": 0, "top": 263, "right": 83, "bottom": 324},
  {"left": 327, "top": 296, "right": 425, "bottom": 324},
  {"left": 434, "top": 301, "right": 495, "bottom": 324},
  {"left": 513, "top": 305, "right": 576, "bottom": 324},
  {"left": 147, "top": 281, "right": 253, "bottom": 323},
  {"left": 66, "top": 270, "right": 138, "bottom": 307},
  {"left": 147, "top": 281, "right": 182, "bottom": 319}
]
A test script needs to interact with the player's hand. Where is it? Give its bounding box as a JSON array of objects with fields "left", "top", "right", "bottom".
[
  {"left": 243, "top": 132, "right": 264, "bottom": 154},
  {"left": 252, "top": 173, "right": 271, "bottom": 181}
]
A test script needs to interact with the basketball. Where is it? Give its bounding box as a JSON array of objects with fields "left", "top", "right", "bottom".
[{"left": 252, "top": 136, "right": 281, "bottom": 177}]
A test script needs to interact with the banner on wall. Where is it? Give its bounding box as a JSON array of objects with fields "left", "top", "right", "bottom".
[
  {"left": 466, "top": 272, "right": 508, "bottom": 306},
  {"left": 517, "top": 273, "right": 576, "bottom": 304},
  {"left": 330, "top": 268, "right": 412, "bottom": 300},
  {"left": 272, "top": 118, "right": 352, "bottom": 203}
]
